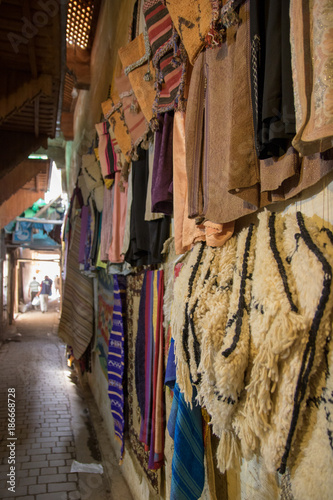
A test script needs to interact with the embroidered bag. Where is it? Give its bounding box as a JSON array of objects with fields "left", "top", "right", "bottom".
[
  {"left": 118, "top": 31, "right": 156, "bottom": 123},
  {"left": 101, "top": 88, "right": 132, "bottom": 162},
  {"left": 143, "top": 0, "right": 185, "bottom": 115},
  {"left": 165, "top": 0, "right": 213, "bottom": 65},
  {"left": 114, "top": 71, "right": 150, "bottom": 159}
]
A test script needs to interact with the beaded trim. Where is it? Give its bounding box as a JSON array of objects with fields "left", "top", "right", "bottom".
[
  {"left": 222, "top": 224, "right": 254, "bottom": 358},
  {"left": 268, "top": 212, "right": 298, "bottom": 313},
  {"left": 104, "top": 102, "right": 122, "bottom": 120},
  {"left": 251, "top": 34, "right": 261, "bottom": 156},
  {"left": 124, "top": 29, "right": 151, "bottom": 76},
  {"left": 119, "top": 90, "right": 134, "bottom": 99},
  {"left": 278, "top": 212, "right": 333, "bottom": 474},
  {"left": 220, "top": 0, "right": 245, "bottom": 28}
]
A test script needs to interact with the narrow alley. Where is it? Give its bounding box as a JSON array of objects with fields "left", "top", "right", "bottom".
[{"left": 0, "top": 302, "right": 133, "bottom": 500}]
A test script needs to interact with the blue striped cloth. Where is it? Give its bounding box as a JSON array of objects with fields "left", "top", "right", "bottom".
[
  {"left": 168, "top": 383, "right": 205, "bottom": 500},
  {"left": 107, "top": 275, "right": 126, "bottom": 461}
]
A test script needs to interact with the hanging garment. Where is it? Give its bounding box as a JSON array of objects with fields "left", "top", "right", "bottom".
[
  {"left": 114, "top": 71, "right": 150, "bottom": 158},
  {"left": 151, "top": 111, "right": 174, "bottom": 215},
  {"left": 96, "top": 270, "right": 114, "bottom": 379},
  {"left": 168, "top": 383, "right": 205, "bottom": 500},
  {"left": 144, "top": 137, "right": 164, "bottom": 221},
  {"left": 290, "top": 0, "right": 333, "bottom": 156},
  {"left": 165, "top": 0, "right": 213, "bottom": 65},
  {"left": 118, "top": 31, "right": 156, "bottom": 123},
  {"left": 186, "top": 1, "right": 259, "bottom": 225},
  {"left": 135, "top": 269, "right": 165, "bottom": 469},
  {"left": 250, "top": 0, "right": 296, "bottom": 159},
  {"left": 173, "top": 110, "right": 235, "bottom": 254},
  {"left": 95, "top": 121, "right": 115, "bottom": 179},
  {"left": 143, "top": 0, "right": 186, "bottom": 115},
  {"left": 99, "top": 185, "right": 115, "bottom": 262},
  {"left": 101, "top": 91, "right": 132, "bottom": 162},
  {"left": 107, "top": 274, "right": 127, "bottom": 463},
  {"left": 108, "top": 171, "right": 128, "bottom": 264},
  {"left": 125, "top": 146, "right": 170, "bottom": 267}
]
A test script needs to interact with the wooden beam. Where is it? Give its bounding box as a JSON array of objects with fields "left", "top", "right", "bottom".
[
  {"left": 34, "top": 94, "right": 39, "bottom": 137},
  {"left": 22, "top": 0, "right": 38, "bottom": 79}
]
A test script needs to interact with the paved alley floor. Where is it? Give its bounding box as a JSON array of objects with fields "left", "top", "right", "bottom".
[{"left": 0, "top": 300, "right": 133, "bottom": 500}]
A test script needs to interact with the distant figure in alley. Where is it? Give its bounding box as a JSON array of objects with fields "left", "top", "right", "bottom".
[{"left": 38, "top": 275, "right": 53, "bottom": 313}]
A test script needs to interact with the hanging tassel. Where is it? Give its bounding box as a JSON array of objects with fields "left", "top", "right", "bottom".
[
  {"left": 216, "top": 430, "right": 241, "bottom": 474},
  {"left": 130, "top": 98, "right": 139, "bottom": 114}
]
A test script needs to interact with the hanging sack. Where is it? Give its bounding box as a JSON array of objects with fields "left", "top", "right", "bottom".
[
  {"left": 118, "top": 31, "right": 156, "bottom": 123},
  {"left": 101, "top": 88, "right": 132, "bottom": 162},
  {"left": 143, "top": 0, "right": 186, "bottom": 116},
  {"left": 165, "top": 0, "right": 213, "bottom": 65},
  {"left": 114, "top": 71, "right": 150, "bottom": 159}
]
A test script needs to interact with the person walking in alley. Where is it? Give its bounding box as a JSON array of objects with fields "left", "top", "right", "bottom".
[
  {"left": 54, "top": 274, "right": 60, "bottom": 297},
  {"left": 38, "top": 275, "right": 53, "bottom": 313},
  {"left": 29, "top": 276, "right": 40, "bottom": 309}
]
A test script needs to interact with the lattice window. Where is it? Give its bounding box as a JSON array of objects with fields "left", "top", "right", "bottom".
[{"left": 66, "top": 0, "right": 94, "bottom": 49}]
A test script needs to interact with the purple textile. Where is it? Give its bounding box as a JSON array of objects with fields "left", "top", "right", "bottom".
[
  {"left": 151, "top": 111, "right": 174, "bottom": 215},
  {"left": 79, "top": 205, "right": 90, "bottom": 263},
  {"left": 107, "top": 274, "right": 126, "bottom": 461}
]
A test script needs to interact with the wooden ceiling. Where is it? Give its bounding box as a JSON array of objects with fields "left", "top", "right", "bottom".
[{"left": 0, "top": 0, "right": 67, "bottom": 178}]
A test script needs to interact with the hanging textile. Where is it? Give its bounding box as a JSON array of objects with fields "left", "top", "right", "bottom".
[
  {"left": 95, "top": 121, "right": 115, "bottom": 179},
  {"left": 107, "top": 274, "right": 127, "bottom": 462},
  {"left": 290, "top": 0, "right": 333, "bottom": 156},
  {"left": 96, "top": 269, "right": 114, "bottom": 379},
  {"left": 126, "top": 272, "right": 160, "bottom": 494},
  {"left": 58, "top": 215, "right": 94, "bottom": 360},
  {"left": 165, "top": 0, "right": 213, "bottom": 65},
  {"left": 143, "top": 0, "right": 186, "bottom": 115},
  {"left": 185, "top": 1, "right": 259, "bottom": 225},
  {"left": 114, "top": 71, "right": 150, "bottom": 158},
  {"left": 135, "top": 269, "right": 165, "bottom": 470},
  {"left": 168, "top": 383, "right": 205, "bottom": 500},
  {"left": 118, "top": 31, "right": 156, "bottom": 123},
  {"left": 250, "top": 0, "right": 296, "bottom": 159},
  {"left": 101, "top": 92, "right": 132, "bottom": 161},
  {"left": 151, "top": 111, "right": 174, "bottom": 215},
  {"left": 100, "top": 185, "right": 115, "bottom": 262},
  {"left": 125, "top": 145, "right": 170, "bottom": 267},
  {"left": 171, "top": 211, "right": 333, "bottom": 477},
  {"left": 108, "top": 171, "right": 128, "bottom": 264}
]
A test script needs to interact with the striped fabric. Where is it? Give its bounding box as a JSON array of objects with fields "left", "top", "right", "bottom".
[
  {"left": 135, "top": 269, "right": 165, "bottom": 469},
  {"left": 168, "top": 383, "right": 205, "bottom": 500},
  {"left": 143, "top": 0, "right": 184, "bottom": 113},
  {"left": 143, "top": 0, "right": 173, "bottom": 59},
  {"left": 95, "top": 121, "right": 115, "bottom": 179},
  {"left": 107, "top": 275, "right": 127, "bottom": 462},
  {"left": 96, "top": 269, "right": 114, "bottom": 379},
  {"left": 58, "top": 215, "right": 94, "bottom": 360}
]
